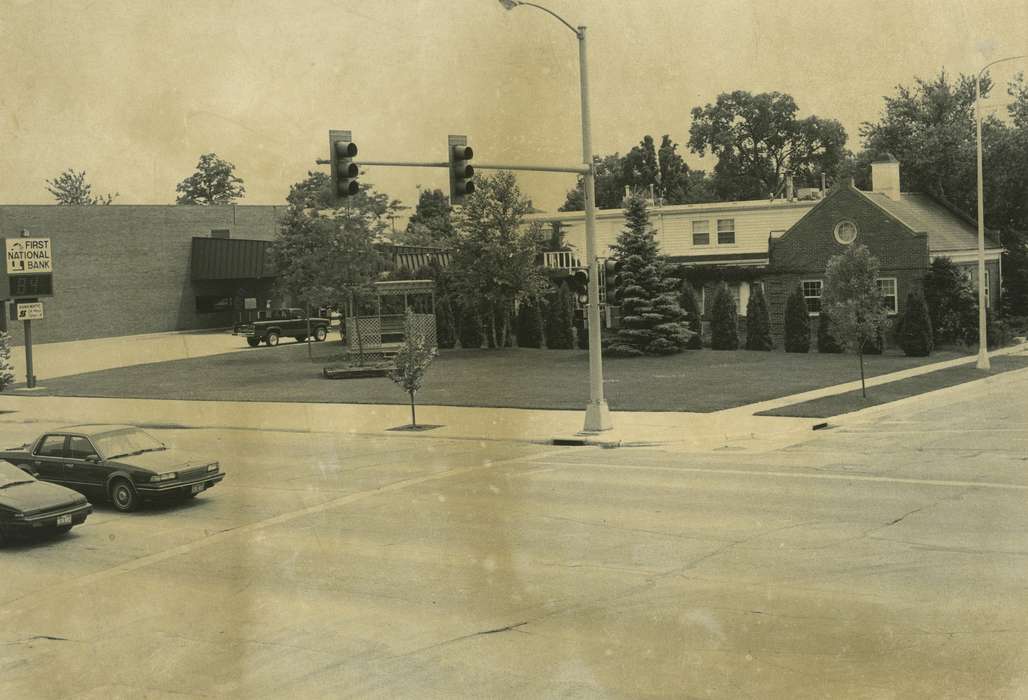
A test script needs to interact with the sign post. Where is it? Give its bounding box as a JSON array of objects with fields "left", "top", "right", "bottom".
[{"left": 4, "top": 235, "right": 54, "bottom": 389}]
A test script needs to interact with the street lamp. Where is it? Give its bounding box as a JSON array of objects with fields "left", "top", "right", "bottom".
[
  {"left": 974, "top": 55, "right": 1026, "bottom": 370},
  {"left": 499, "top": 0, "right": 612, "bottom": 432}
]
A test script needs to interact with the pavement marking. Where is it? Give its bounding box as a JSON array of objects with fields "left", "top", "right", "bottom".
[
  {"left": 530, "top": 460, "right": 1028, "bottom": 492},
  {"left": 0, "top": 446, "right": 570, "bottom": 620}
]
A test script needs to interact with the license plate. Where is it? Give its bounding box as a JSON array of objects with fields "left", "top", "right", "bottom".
[
  {"left": 191, "top": 483, "right": 205, "bottom": 494},
  {"left": 56, "top": 514, "right": 72, "bottom": 526}
]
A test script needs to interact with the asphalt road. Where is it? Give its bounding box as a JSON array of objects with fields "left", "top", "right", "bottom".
[{"left": 2, "top": 375, "right": 1027, "bottom": 698}]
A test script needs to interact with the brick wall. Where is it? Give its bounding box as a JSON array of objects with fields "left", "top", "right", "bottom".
[
  {"left": 0, "top": 205, "right": 284, "bottom": 345},
  {"left": 763, "top": 186, "right": 930, "bottom": 347}
]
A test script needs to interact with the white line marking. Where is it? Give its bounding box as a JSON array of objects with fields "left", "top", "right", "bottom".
[{"left": 529, "top": 460, "right": 1028, "bottom": 492}]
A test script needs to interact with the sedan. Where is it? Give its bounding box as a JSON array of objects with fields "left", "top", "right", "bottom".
[
  {"left": 0, "top": 460, "right": 92, "bottom": 546},
  {"left": 0, "top": 425, "right": 225, "bottom": 513}
]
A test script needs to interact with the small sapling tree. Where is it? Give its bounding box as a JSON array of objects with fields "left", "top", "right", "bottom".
[{"left": 389, "top": 309, "right": 438, "bottom": 428}]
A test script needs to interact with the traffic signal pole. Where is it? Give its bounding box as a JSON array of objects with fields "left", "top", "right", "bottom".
[{"left": 577, "top": 25, "right": 611, "bottom": 432}]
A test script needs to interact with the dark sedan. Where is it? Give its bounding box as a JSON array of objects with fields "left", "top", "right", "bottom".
[
  {"left": 0, "top": 425, "right": 225, "bottom": 513},
  {"left": 0, "top": 461, "right": 92, "bottom": 546}
]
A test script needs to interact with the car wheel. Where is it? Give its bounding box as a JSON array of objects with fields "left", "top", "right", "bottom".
[
  {"left": 0, "top": 526, "right": 7, "bottom": 547},
  {"left": 246, "top": 338, "right": 260, "bottom": 348},
  {"left": 109, "top": 479, "right": 139, "bottom": 512},
  {"left": 266, "top": 332, "right": 279, "bottom": 347},
  {"left": 294, "top": 336, "right": 306, "bottom": 343},
  {"left": 315, "top": 327, "right": 327, "bottom": 342}
]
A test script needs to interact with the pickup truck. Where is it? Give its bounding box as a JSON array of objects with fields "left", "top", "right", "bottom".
[{"left": 233, "top": 308, "right": 331, "bottom": 347}]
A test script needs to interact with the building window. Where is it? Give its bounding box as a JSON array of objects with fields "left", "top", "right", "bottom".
[
  {"left": 963, "top": 268, "right": 991, "bottom": 308},
  {"left": 729, "top": 283, "right": 742, "bottom": 313},
  {"left": 692, "top": 220, "right": 710, "bottom": 246},
  {"left": 597, "top": 259, "right": 608, "bottom": 304},
  {"left": 543, "top": 251, "right": 579, "bottom": 270},
  {"left": 802, "top": 279, "right": 822, "bottom": 315},
  {"left": 834, "top": 221, "right": 858, "bottom": 245},
  {"left": 876, "top": 278, "right": 898, "bottom": 314},
  {"left": 196, "top": 296, "right": 233, "bottom": 314},
  {"left": 717, "top": 219, "right": 735, "bottom": 245}
]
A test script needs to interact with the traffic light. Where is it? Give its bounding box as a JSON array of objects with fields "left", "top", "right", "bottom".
[
  {"left": 448, "top": 135, "right": 474, "bottom": 205},
  {"left": 329, "top": 129, "right": 359, "bottom": 198},
  {"left": 570, "top": 268, "right": 589, "bottom": 305},
  {"left": 604, "top": 258, "right": 622, "bottom": 304}
]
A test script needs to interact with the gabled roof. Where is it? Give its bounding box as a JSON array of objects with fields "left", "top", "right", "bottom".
[{"left": 858, "top": 191, "right": 1002, "bottom": 252}]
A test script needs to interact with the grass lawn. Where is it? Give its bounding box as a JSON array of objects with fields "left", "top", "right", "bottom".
[
  {"left": 27, "top": 339, "right": 976, "bottom": 412},
  {"left": 757, "top": 354, "right": 1028, "bottom": 418}
]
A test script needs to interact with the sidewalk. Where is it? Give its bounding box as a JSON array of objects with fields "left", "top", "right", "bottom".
[
  {"left": 1, "top": 334, "right": 1023, "bottom": 452},
  {"left": 9, "top": 328, "right": 248, "bottom": 381},
  {"left": 0, "top": 393, "right": 819, "bottom": 452}
]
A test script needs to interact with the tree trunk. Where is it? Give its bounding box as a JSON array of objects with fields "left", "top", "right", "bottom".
[
  {"left": 409, "top": 391, "right": 417, "bottom": 428},
  {"left": 490, "top": 310, "right": 498, "bottom": 349},
  {"left": 859, "top": 347, "right": 866, "bottom": 398}
]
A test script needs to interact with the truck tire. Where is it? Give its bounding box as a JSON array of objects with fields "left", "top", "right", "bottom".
[
  {"left": 246, "top": 338, "right": 260, "bottom": 348},
  {"left": 266, "top": 332, "right": 279, "bottom": 346},
  {"left": 314, "top": 327, "right": 327, "bottom": 342}
]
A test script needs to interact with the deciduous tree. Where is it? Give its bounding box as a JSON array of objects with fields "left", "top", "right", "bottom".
[
  {"left": 822, "top": 245, "right": 889, "bottom": 397},
  {"left": 688, "top": 90, "right": 847, "bottom": 201},
  {"left": 175, "top": 153, "right": 246, "bottom": 205},
  {"left": 45, "top": 169, "right": 117, "bottom": 205},
  {"left": 389, "top": 308, "right": 438, "bottom": 428}
]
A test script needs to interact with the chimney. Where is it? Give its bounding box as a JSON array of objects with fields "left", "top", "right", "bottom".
[{"left": 871, "top": 153, "right": 901, "bottom": 201}]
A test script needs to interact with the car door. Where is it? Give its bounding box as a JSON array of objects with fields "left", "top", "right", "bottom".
[
  {"left": 64, "top": 435, "right": 108, "bottom": 500},
  {"left": 30, "top": 434, "right": 68, "bottom": 484}
]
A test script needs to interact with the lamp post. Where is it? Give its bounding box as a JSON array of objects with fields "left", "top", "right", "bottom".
[
  {"left": 499, "top": 0, "right": 612, "bottom": 432},
  {"left": 974, "top": 55, "right": 1026, "bottom": 370}
]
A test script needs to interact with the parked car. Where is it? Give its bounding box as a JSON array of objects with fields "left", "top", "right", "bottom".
[
  {"left": 0, "top": 460, "right": 92, "bottom": 545},
  {"left": 233, "top": 308, "right": 331, "bottom": 347},
  {"left": 0, "top": 425, "right": 224, "bottom": 513}
]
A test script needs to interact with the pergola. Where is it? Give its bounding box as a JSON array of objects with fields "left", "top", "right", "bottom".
[{"left": 344, "top": 279, "right": 437, "bottom": 354}]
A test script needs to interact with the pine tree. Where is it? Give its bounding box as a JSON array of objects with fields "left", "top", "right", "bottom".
[
  {"left": 0, "top": 331, "right": 15, "bottom": 391},
  {"left": 679, "top": 282, "right": 703, "bottom": 349},
  {"left": 784, "top": 285, "right": 811, "bottom": 352},
  {"left": 745, "top": 284, "right": 773, "bottom": 350},
  {"left": 546, "top": 283, "right": 575, "bottom": 349},
  {"left": 898, "top": 291, "right": 933, "bottom": 356},
  {"left": 709, "top": 282, "right": 740, "bottom": 350},
  {"left": 605, "top": 195, "right": 690, "bottom": 356}
]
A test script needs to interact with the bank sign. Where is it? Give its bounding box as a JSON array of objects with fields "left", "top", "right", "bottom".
[{"left": 6, "top": 238, "right": 52, "bottom": 275}]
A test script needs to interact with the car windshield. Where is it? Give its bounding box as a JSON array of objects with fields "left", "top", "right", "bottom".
[
  {"left": 0, "top": 461, "right": 35, "bottom": 487},
  {"left": 93, "top": 428, "right": 166, "bottom": 459}
]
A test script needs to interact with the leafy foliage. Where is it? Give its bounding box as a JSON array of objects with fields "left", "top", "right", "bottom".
[
  {"left": 270, "top": 171, "right": 396, "bottom": 315},
  {"left": 708, "top": 282, "right": 740, "bottom": 350},
  {"left": 545, "top": 283, "right": 575, "bottom": 350},
  {"left": 784, "top": 286, "right": 811, "bottom": 352},
  {"left": 516, "top": 300, "right": 545, "bottom": 348},
  {"left": 399, "top": 188, "right": 454, "bottom": 248},
  {"left": 45, "top": 169, "right": 117, "bottom": 205},
  {"left": 679, "top": 282, "right": 703, "bottom": 349},
  {"left": 605, "top": 195, "right": 690, "bottom": 356},
  {"left": 745, "top": 285, "right": 773, "bottom": 351},
  {"left": 898, "top": 291, "right": 933, "bottom": 356},
  {"left": 922, "top": 257, "right": 978, "bottom": 344},
  {"left": 0, "top": 331, "right": 15, "bottom": 391},
  {"left": 561, "top": 134, "right": 703, "bottom": 211},
  {"left": 688, "top": 90, "right": 848, "bottom": 201},
  {"left": 175, "top": 153, "right": 246, "bottom": 205},
  {"left": 450, "top": 171, "right": 548, "bottom": 349},
  {"left": 822, "top": 245, "right": 889, "bottom": 395},
  {"left": 389, "top": 308, "right": 438, "bottom": 428},
  {"left": 817, "top": 310, "right": 844, "bottom": 353}
]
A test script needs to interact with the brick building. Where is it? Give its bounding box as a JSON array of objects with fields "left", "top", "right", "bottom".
[
  {"left": 530, "top": 156, "right": 1003, "bottom": 342},
  {"left": 0, "top": 205, "right": 284, "bottom": 345}
]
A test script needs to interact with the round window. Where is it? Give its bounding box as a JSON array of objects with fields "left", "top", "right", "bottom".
[{"left": 834, "top": 220, "right": 858, "bottom": 245}]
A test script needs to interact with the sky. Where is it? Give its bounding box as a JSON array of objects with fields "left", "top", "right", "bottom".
[{"left": 1, "top": 0, "right": 1026, "bottom": 217}]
